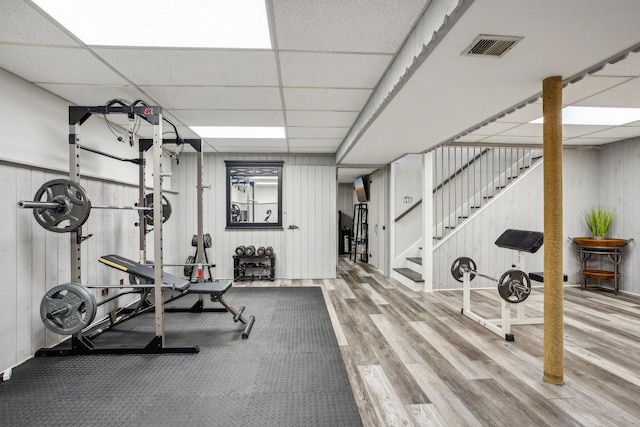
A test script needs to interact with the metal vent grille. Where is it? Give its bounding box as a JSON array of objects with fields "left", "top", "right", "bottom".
[{"left": 462, "top": 35, "right": 523, "bottom": 57}]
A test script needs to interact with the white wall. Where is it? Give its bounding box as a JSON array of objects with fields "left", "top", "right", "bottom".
[
  {"left": 431, "top": 147, "right": 624, "bottom": 291},
  {"left": 392, "top": 154, "right": 423, "bottom": 257},
  {"left": 367, "top": 168, "right": 389, "bottom": 274},
  {"left": 173, "top": 153, "right": 337, "bottom": 280},
  {"left": 0, "top": 68, "right": 178, "bottom": 372}
]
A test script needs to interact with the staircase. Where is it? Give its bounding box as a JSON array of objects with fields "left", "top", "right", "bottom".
[{"left": 391, "top": 146, "right": 543, "bottom": 291}]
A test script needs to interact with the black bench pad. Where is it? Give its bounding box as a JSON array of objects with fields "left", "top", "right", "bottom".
[
  {"left": 495, "top": 229, "right": 544, "bottom": 253},
  {"left": 187, "top": 281, "right": 232, "bottom": 295},
  {"left": 99, "top": 254, "right": 191, "bottom": 291}
]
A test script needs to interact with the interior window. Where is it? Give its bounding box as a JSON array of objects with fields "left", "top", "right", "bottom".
[{"left": 225, "top": 160, "right": 283, "bottom": 229}]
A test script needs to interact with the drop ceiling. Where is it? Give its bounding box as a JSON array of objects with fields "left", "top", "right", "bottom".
[{"left": 1, "top": 0, "right": 640, "bottom": 164}]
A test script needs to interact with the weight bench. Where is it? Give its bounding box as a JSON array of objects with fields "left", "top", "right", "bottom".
[
  {"left": 457, "top": 229, "right": 544, "bottom": 341},
  {"left": 98, "top": 254, "right": 255, "bottom": 339}
]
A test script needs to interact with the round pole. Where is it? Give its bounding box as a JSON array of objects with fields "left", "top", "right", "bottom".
[{"left": 542, "top": 76, "right": 564, "bottom": 385}]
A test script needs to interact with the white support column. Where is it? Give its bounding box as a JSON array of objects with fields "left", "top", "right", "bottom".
[
  {"left": 389, "top": 161, "right": 397, "bottom": 271},
  {"left": 422, "top": 152, "right": 434, "bottom": 291}
]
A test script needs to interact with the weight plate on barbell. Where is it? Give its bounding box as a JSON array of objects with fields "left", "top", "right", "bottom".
[
  {"left": 497, "top": 269, "right": 532, "bottom": 303},
  {"left": 143, "top": 193, "right": 172, "bottom": 225},
  {"left": 450, "top": 257, "right": 477, "bottom": 283},
  {"left": 184, "top": 255, "right": 195, "bottom": 277},
  {"left": 40, "top": 283, "right": 97, "bottom": 335},
  {"left": 32, "top": 179, "right": 92, "bottom": 233}
]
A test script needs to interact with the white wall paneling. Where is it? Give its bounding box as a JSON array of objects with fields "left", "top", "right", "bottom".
[
  {"left": 431, "top": 148, "right": 618, "bottom": 292},
  {"left": 173, "top": 154, "right": 337, "bottom": 281},
  {"left": 367, "top": 168, "right": 389, "bottom": 274}
]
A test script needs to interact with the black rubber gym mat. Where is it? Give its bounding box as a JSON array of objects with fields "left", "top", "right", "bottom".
[{"left": 0, "top": 287, "right": 362, "bottom": 427}]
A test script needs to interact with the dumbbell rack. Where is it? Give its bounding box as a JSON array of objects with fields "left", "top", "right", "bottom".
[
  {"left": 459, "top": 229, "right": 544, "bottom": 341},
  {"left": 233, "top": 254, "right": 275, "bottom": 281}
]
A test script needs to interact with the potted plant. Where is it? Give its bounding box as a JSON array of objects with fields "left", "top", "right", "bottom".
[{"left": 585, "top": 207, "right": 614, "bottom": 238}]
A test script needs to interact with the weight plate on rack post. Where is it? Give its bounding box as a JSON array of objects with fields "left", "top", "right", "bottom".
[
  {"left": 32, "top": 179, "right": 92, "bottom": 233},
  {"left": 143, "top": 193, "right": 172, "bottom": 225},
  {"left": 450, "top": 257, "right": 477, "bottom": 283},
  {"left": 497, "top": 270, "right": 532, "bottom": 303},
  {"left": 40, "top": 283, "right": 97, "bottom": 335}
]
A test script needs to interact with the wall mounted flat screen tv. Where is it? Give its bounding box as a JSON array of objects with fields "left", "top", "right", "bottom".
[{"left": 354, "top": 176, "right": 369, "bottom": 202}]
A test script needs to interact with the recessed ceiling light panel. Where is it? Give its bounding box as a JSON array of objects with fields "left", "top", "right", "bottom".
[
  {"left": 530, "top": 106, "right": 640, "bottom": 125},
  {"left": 32, "top": 0, "right": 271, "bottom": 49},
  {"left": 191, "top": 126, "right": 285, "bottom": 139}
]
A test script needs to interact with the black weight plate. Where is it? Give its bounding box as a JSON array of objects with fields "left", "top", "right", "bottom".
[
  {"left": 204, "top": 233, "right": 212, "bottom": 249},
  {"left": 32, "top": 179, "right": 92, "bottom": 233},
  {"left": 450, "top": 257, "right": 477, "bottom": 283},
  {"left": 191, "top": 234, "right": 198, "bottom": 247},
  {"left": 497, "top": 270, "right": 532, "bottom": 303},
  {"left": 184, "top": 255, "right": 195, "bottom": 277},
  {"left": 143, "top": 193, "right": 172, "bottom": 225}
]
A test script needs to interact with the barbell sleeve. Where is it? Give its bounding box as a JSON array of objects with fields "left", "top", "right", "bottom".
[{"left": 17, "top": 200, "right": 62, "bottom": 210}]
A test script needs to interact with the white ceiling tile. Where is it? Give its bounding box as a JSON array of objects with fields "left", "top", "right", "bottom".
[
  {"left": 563, "top": 75, "right": 631, "bottom": 105},
  {"left": 279, "top": 52, "right": 392, "bottom": 88},
  {"left": 142, "top": 86, "right": 282, "bottom": 110},
  {"left": 477, "top": 135, "right": 543, "bottom": 145},
  {"left": 574, "top": 78, "right": 640, "bottom": 107},
  {"left": 580, "top": 126, "right": 640, "bottom": 140},
  {"left": 497, "top": 124, "right": 542, "bottom": 137},
  {"left": 453, "top": 135, "right": 485, "bottom": 143},
  {"left": 92, "top": 48, "right": 278, "bottom": 86},
  {"left": 0, "top": 0, "right": 80, "bottom": 46},
  {"left": 289, "top": 147, "right": 337, "bottom": 154},
  {"left": 593, "top": 51, "right": 640, "bottom": 77},
  {"left": 213, "top": 145, "right": 288, "bottom": 153},
  {"left": 37, "top": 83, "right": 148, "bottom": 107},
  {"left": 564, "top": 137, "right": 622, "bottom": 145},
  {"left": 170, "top": 110, "right": 284, "bottom": 127},
  {"left": 286, "top": 111, "right": 359, "bottom": 127},
  {"left": 287, "top": 127, "right": 349, "bottom": 138},
  {"left": 288, "top": 139, "right": 342, "bottom": 148},
  {"left": 0, "top": 45, "right": 127, "bottom": 84},
  {"left": 497, "top": 123, "right": 613, "bottom": 138},
  {"left": 204, "top": 138, "right": 287, "bottom": 148},
  {"left": 283, "top": 88, "right": 371, "bottom": 111},
  {"left": 468, "top": 122, "right": 519, "bottom": 136},
  {"left": 273, "top": 0, "right": 427, "bottom": 53}
]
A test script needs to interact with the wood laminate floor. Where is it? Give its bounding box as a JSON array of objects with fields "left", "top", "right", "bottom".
[{"left": 236, "top": 257, "right": 640, "bottom": 426}]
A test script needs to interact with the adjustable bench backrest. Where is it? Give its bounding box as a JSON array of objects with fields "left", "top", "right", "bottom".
[{"left": 494, "top": 229, "right": 544, "bottom": 253}]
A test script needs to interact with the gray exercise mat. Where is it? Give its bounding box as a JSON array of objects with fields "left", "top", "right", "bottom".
[{"left": 0, "top": 287, "right": 362, "bottom": 427}]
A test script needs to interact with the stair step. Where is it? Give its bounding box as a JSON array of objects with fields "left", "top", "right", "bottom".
[
  {"left": 407, "top": 257, "right": 422, "bottom": 265},
  {"left": 483, "top": 195, "right": 493, "bottom": 199},
  {"left": 507, "top": 176, "right": 518, "bottom": 180},
  {"left": 532, "top": 155, "right": 543, "bottom": 161},
  {"left": 393, "top": 268, "right": 424, "bottom": 282},
  {"left": 458, "top": 215, "right": 468, "bottom": 219},
  {"left": 519, "top": 165, "right": 530, "bottom": 170},
  {"left": 495, "top": 185, "right": 506, "bottom": 189},
  {"left": 445, "top": 225, "right": 456, "bottom": 229}
]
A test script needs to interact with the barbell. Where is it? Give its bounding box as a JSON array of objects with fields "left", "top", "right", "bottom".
[
  {"left": 17, "top": 179, "right": 171, "bottom": 233},
  {"left": 450, "top": 256, "right": 532, "bottom": 303}
]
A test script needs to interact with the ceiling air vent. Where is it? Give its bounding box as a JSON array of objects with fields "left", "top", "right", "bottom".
[{"left": 462, "top": 34, "right": 523, "bottom": 58}]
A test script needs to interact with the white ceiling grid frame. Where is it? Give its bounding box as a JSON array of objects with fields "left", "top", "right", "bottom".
[{"left": 336, "top": 0, "right": 471, "bottom": 163}]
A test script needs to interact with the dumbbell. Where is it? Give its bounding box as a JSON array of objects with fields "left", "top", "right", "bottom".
[{"left": 450, "top": 256, "right": 532, "bottom": 303}]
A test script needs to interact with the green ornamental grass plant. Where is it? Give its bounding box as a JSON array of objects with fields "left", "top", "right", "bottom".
[{"left": 585, "top": 207, "right": 614, "bottom": 238}]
